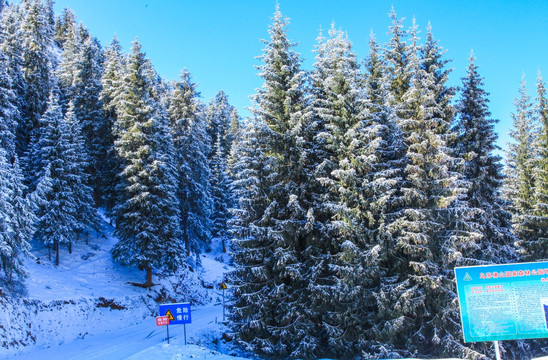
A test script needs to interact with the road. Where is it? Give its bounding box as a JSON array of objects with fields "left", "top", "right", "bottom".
[{"left": 5, "top": 302, "right": 236, "bottom": 360}]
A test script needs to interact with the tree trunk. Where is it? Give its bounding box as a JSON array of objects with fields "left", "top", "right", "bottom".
[
  {"left": 87, "top": 231, "right": 89, "bottom": 245},
  {"left": 222, "top": 237, "right": 226, "bottom": 253},
  {"left": 69, "top": 240, "right": 72, "bottom": 254},
  {"left": 55, "top": 239, "right": 60, "bottom": 266},
  {"left": 144, "top": 266, "right": 153, "bottom": 288},
  {"left": 48, "top": 244, "right": 51, "bottom": 261}
]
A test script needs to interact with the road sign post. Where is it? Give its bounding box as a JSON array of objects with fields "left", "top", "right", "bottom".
[
  {"left": 156, "top": 315, "right": 170, "bottom": 343},
  {"left": 219, "top": 282, "right": 227, "bottom": 322},
  {"left": 159, "top": 302, "right": 191, "bottom": 345}
]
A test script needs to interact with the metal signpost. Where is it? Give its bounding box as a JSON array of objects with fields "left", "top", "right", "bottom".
[
  {"left": 156, "top": 315, "right": 170, "bottom": 343},
  {"left": 455, "top": 261, "right": 548, "bottom": 359},
  {"left": 159, "top": 302, "right": 191, "bottom": 345},
  {"left": 219, "top": 281, "right": 227, "bottom": 322}
]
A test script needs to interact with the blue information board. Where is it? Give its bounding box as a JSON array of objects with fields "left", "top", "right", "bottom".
[
  {"left": 159, "top": 302, "right": 191, "bottom": 325},
  {"left": 455, "top": 261, "right": 548, "bottom": 342}
]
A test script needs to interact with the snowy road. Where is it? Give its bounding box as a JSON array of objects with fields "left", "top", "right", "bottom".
[{"left": 5, "top": 302, "right": 242, "bottom": 360}]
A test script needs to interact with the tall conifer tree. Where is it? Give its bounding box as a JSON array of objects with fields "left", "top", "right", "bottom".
[
  {"left": 453, "top": 54, "right": 515, "bottom": 263},
  {"left": 519, "top": 73, "right": 548, "bottom": 259},
  {"left": 231, "top": 6, "right": 318, "bottom": 358},
  {"left": 112, "top": 39, "right": 183, "bottom": 287},
  {"left": 504, "top": 77, "right": 537, "bottom": 216},
  {"left": 168, "top": 70, "right": 212, "bottom": 257}
]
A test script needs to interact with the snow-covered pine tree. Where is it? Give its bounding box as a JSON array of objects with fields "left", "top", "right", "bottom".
[
  {"left": 210, "top": 136, "right": 230, "bottom": 252},
  {"left": 357, "top": 33, "right": 408, "bottom": 357},
  {"left": 452, "top": 53, "right": 516, "bottom": 264},
  {"left": 370, "top": 21, "right": 482, "bottom": 358},
  {"left": 63, "top": 101, "right": 99, "bottom": 249},
  {"left": 229, "top": 115, "right": 287, "bottom": 353},
  {"left": 0, "top": 154, "right": 35, "bottom": 288},
  {"left": 56, "top": 9, "right": 80, "bottom": 103},
  {"left": 168, "top": 70, "right": 212, "bottom": 257},
  {"left": 0, "top": 35, "right": 17, "bottom": 162},
  {"left": 99, "top": 36, "right": 126, "bottom": 212},
  {"left": 0, "top": 3, "right": 26, "bottom": 160},
  {"left": 504, "top": 77, "right": 537, "bottom": 218},
  {"left": 230, "top": 6, "right": 318, "bottom": 358},
  {"left": 383, "top": 8, "right": 410, "bottom": 105},
  {"left": 111, "top": 39, "right": 184, "bottom": 287},
  {"left": 32, "top": 91, "right": 88, "bottom": 265},
  {"left": 206, "top": 91, "right": 238, "bottom": 247},
  {"left": 307, "top": 24, "right": 376, "bottom": 357},
  {"left": 56, "top": 11, "right": 106, "bottom": 207},
  {"left": 519, "top": 72, "right": 548, "bottom": 260},
  {"left": 0, "top": 148, "right": 16, "bottom": 282},
  {"left": 71, "top": 36, "right": 105, "bottom": 206},
  {"left": 18, "top": 0, "right": 56, "bottom": 186},
  {"left": 54, "top": 7, "right": 77, "bottom": 48}
]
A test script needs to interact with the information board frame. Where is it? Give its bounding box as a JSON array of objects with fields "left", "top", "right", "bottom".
[{"left": 455, "top": 261, "right": 548, "bottom": 343}]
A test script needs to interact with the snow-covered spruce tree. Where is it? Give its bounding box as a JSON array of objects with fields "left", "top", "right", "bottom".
[
  {"left": 18, "top": 0, "right": 56, "bottom": 186},
  {"left": 0, "top": 38, "right": 17, "bottom": 162},
  {"left": 111, "top": 39, "right": 184, "bottom": 288},
  {"left": 206, "top": 90, "right": 238, "bottom": 249},
  {"left": 308, "top": 24, "right": 378, "bottom": 357},
  {"left": 357, "top": 33, "right": 409, "bottom": 356},
  {"left": 32, "top": 91, "right": 94, "bottom": 266},
  {"left": 70, "top": 35, "right": 105, "bottom": 205},
  {"left": 168, "top": 70, "right": 212, "bottom": 257},
  {"left": 230, "top": 6, "right": 320, "bottom": 358},
  {"left": 229, "top": 116, "right": 275, "bottom": 343},
  {"left": 0, "top": 153, "right": 34, "bottom": 288},
  {"left": 369, "top": 22, "right": 486, "bottom": 358},
  {"left": 53, "top": 7, "right": 77, "bottom": 48},
  {"left": 0, "top": 2, "right": 26, "bottom": 160},
  {"left": 383, "top": 8, "right": 411, "bottom": 106},
  {"left": 452, "top": 53, "right": 516, "bottom": 264},
  {"left": 63, "top": 101, "right": 99, "bottom": 249},
  {"left": 210, "top": 136, "right": 231, "bottom": 252},
  {"left": 504, "top": 77, "right": 537, "bottom": 219},
  {"left": 99, "top": 36, "right": 126, "bottom": 212},
  {"left": 0, "top": 148, "right": 16, "bottom": 282},
  {"left": 519, "top": 72, "right": 548, "bottom": 260},
  {"left": 56, "top": 15, "right": 106, "bottom": 207}
]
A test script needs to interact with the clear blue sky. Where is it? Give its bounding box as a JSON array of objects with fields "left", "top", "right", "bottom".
[{"left": 52, "top": 0, "right": 548, "bottom": 152}]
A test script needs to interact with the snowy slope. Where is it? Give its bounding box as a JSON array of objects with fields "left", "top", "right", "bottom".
[{"left": 0, "top": 213, "right": 241, "bottom": 359}]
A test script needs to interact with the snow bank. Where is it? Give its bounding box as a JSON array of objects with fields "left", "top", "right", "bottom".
[{"left": 0, "top": 294, "right": 153, "bottom": 353}]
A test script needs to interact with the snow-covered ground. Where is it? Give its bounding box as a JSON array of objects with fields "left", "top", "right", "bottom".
[{"left": 0, "top": 213, "right": 243, "bottom": 359}]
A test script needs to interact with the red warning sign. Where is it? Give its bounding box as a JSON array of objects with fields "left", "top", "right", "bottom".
[{"left": 156, "top": 315, "right": 169, "bottom": 326}]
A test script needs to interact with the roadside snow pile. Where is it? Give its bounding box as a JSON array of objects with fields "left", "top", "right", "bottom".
[{"left": 0, "top": 294, "right": 153, "bottom": 351}]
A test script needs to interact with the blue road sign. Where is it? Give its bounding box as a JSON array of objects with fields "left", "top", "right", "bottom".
[
  {"left": 455, "top": 261, "right": 548, "bottom": 343},
  {"left": 159, "top": 302, "right": 191, "bottom": 325}
]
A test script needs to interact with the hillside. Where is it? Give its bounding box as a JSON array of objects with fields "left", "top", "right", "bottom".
[{"left": 0, "top": 212, "right": 243, "bottom": 359}]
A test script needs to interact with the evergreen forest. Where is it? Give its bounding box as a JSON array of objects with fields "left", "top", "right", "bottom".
[{"left": 0, "top": 1, "right": 547, "bottom": 359}]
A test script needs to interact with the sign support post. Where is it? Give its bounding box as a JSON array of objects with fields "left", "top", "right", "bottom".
[
  {"left": 494, "top": 341, "right": 501, "bottom": 360},
  {"left": 166, "top": 324, "right": 170, "bottom": 344},
  {"left": 184, "top": 323, "right": 187, "bottom": 345},
  {"left": 219, "top": 282, "right": 227, "bottom": 322}
]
